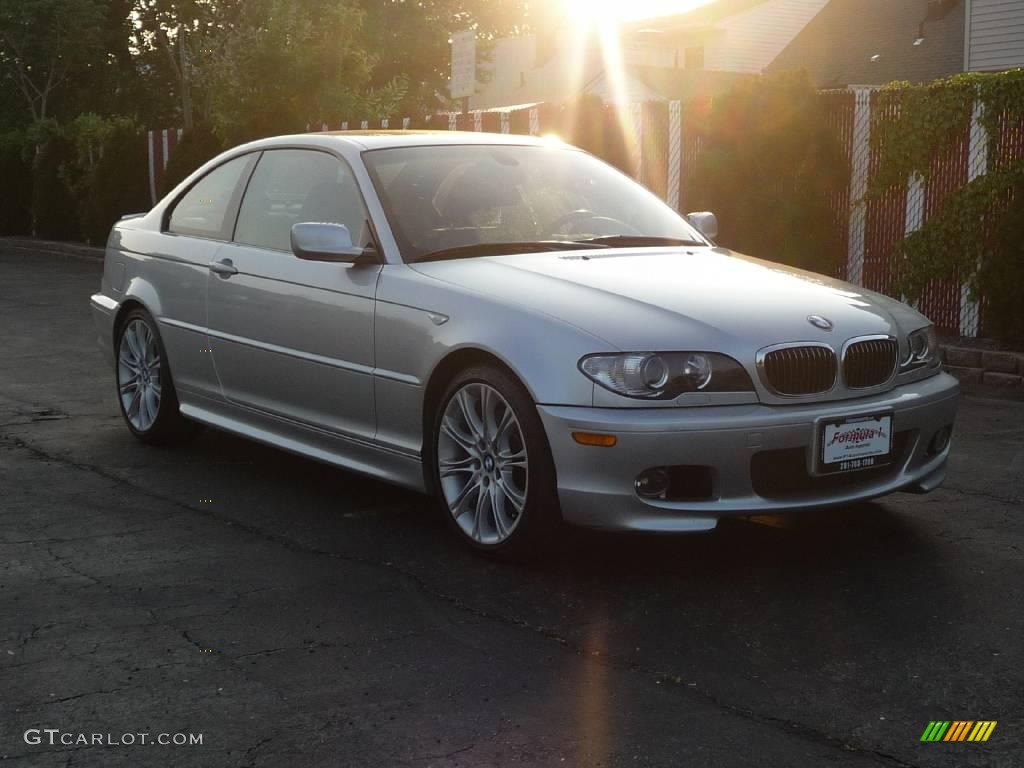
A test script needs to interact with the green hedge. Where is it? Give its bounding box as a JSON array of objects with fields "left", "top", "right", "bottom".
[
  {"left": 0, "top": 131, "right": 32, "bottom": 236},
  {"left": 31, "top": 135, "right": 81, "bottom": 242},
  {"left": 79, "top": 123, "right": 151, "bottom": 245}
]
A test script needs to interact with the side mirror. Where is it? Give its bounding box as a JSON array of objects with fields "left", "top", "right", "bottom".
[
  {"left": 686, "top": 211, "right": 718, "bottom": 241},
  {"left": 290, "top": 222, "right": 374, "bottom": 263}
]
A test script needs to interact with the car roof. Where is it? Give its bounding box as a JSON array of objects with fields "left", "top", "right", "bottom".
[{"left": 253, "top": 130, "right": 554, "bottom": 151}]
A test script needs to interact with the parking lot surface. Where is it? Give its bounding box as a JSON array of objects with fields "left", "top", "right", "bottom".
[{"left": 1, "top": 241, "right": 1022, "bottom": 767}]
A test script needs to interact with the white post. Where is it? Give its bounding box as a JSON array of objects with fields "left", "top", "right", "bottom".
[
  {"left": 961, "top": 98, "right": 987, "bottom": 337},
  {"left": 360, "top": 120, "right": 369, "bottom": 130},
  {"left": 630, "top": 102, "right": 644, "bottom": 183},
  {"left": 381, "top": 118, "right": 389, "bottom": 129},
  {"left": 846, "top": 88, "right": 872, "bottom": 285},
  {"left": 402, "top": 117, "right": 411, "bottom": 129},
  {"left": 473, "top": 111, "right": 482, "bottom": 132},
  {"left": 528, "top": 107, "right": 539, "bottom": 136},
  {"left": 500, "top": 112, "right": 510, "bottom": 134},
  {"left": 904, "top": 173, "right": 925, "bottom": 235},
  {"left": 161, "top": 129, "right": 170, "bottom": 170},
  {"left": 448, "top": 112, "right": 458, "bottom": 131},
  {"left": 341, "top": 121, "right": 348, "bottom": 130},
  {"left": 667, "top": 100, "right": 682, "bottom": 211}
]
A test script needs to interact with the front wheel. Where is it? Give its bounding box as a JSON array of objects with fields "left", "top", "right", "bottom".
[{"left": 430, "top": 366, "right": 561, "bottom": 556}]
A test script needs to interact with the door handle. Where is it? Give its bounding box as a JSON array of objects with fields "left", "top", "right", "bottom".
[{"left": 208, "top": 258, "right": 238, "bottom": 277}]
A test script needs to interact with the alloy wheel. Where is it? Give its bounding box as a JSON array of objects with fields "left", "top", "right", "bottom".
[
  {"left": 118, "top": 318, "right": 162, "bottom": 432},
  {"left": 437, "top": 383, "right": 529, "bottom": 545}
]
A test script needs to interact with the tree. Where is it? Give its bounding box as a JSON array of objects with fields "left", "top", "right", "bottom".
[
  {"left": 130, "top": 0, "right": 239, "bottom": 130},
  {"left": 201, "top": 0, "right": 401, "bottom": 142},
  {"left": 0, "top": 0, "right": 106, "bottom": 121}
]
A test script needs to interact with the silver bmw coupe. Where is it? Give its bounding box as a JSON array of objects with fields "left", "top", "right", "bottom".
[{"left": 90, "top": 131, "right": 959, "bottom": 554}]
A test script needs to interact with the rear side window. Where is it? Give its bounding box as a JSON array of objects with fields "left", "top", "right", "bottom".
[
  {"left": 168, "top": 154, "right": 254, "bottom": 239},
  {"left": 233, "top": 149, "right": 371, "bottom": 253}
]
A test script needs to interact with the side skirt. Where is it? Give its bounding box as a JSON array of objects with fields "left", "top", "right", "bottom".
[{"left": 179, "top": 394, "right": 427, "bottom": 493}]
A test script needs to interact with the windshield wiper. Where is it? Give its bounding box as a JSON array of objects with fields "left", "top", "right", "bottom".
[
  {"left": 573, "top": 235, "right": 705, "bottom": 248},
  {"left": 415, "top": 240, "right": 607, "bottom": 263}
]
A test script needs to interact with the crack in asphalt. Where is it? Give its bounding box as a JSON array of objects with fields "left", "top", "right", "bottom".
[
  {"left": 939, "top": 483, "right": 1022, "bottom": 507},
  {"left": 1, "top": 429, "right": 925, "bottom": 768}
]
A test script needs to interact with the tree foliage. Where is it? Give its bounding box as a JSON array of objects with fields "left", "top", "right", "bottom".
[
  {"left": 866, "top": 70, "right": 1024, "bottom": 343},
  {"left": 201, "top": 0, "right": 397, "bottom": 142},
  {"left": 0, "top": 0, "right": 106, "bottom": 120}
]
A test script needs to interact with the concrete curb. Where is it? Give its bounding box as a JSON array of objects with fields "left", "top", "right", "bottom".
[
  {"left": 942, "top": 345, "right": 1024, "bottom": 402},
  {"left": 1, "top": 237, "right": 104, "bottom": 261}
]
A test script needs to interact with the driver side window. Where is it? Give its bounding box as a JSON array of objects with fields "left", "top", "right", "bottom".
[{"left": 234, "top": 149, "right": 371, "bottom": 253}]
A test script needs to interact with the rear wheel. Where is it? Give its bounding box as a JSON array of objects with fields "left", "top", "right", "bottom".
[
  {"left": 116, "top": 308, "right": 197, "bottom": 444},
  {"left": 430, "top": 365, "right": 560, "bottom": 556}
]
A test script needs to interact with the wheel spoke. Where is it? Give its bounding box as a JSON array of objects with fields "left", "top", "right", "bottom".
[
  {"left": 498, "top": 449, "right": 527, "bottom": 469},
  {"left": 497, "top": 478, "right": 526, "bottom": 514},
  {"left": 441, "top": 418, "right": 476, "bottom": 453},
  {"left": 471, "top": 485, "right": 489, "bottom": 540},
  {"left": 143, "top": 386, "right": 160, "bottom": 428},
  {"left": 439, "top": 454, "right": 476, "bottom": 478},
  {"left": 492, "top": 404, "right": 515, "bottom": 445},
  {"left": 119, "top": 378, "right": 139, "bottom": 395},
  {"left": 118, "top": 353, "right": 140, "bottom": 374},
  {"left": 449, "top": 477, "right": 478, "bottom": 518},
  {"left": 126, "top": 324, "right": 144, "bottom": 361},
  {"left": 489, "top": 483, "right": 511, "bottom": 538},
  {"left": 455, "top": 388, "right": 484, "bottom": 441},
  {"left": 126, "top": 387, "right": 142, "bottom": 420}
]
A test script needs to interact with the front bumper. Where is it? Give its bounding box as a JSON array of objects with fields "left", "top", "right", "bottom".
[{"left": 538, "top": 372, "right": 959, "bottom": 532}]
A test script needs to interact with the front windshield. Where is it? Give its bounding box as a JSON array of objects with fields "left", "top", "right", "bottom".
[{"left": 362, "top": 144, "right": 706, "bottom": 262}]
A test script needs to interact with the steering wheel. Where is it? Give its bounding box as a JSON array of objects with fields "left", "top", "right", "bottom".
[{"left": 549, "top": 209, "right": 640, "bottom": 237}]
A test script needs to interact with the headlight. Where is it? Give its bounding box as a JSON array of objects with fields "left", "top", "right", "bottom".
[
  {"left": 579, "top": 352, "right": 753, "bottom": 399},
  {"left": 903, "top": 325, "right": 939, "bottom": 368}
]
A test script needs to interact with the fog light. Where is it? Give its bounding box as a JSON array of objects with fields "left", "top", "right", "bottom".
[
  {"left": 635, "top": 468, "right": 670, "bottom": 499},
  {"left": 928, "top": 425, "right": 952, "bottom": 455}
]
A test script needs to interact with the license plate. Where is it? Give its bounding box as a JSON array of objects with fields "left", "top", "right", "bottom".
[{"left": 818, "top": 413, "right": 893, "bottom": 474}]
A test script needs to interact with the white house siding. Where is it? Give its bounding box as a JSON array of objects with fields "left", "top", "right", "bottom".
[
  {"left": 966, "top": 0, "right": 1024, "bottom": 72},
  {"left": 704, "top": 0, "right": 831, "bottom": 74}
]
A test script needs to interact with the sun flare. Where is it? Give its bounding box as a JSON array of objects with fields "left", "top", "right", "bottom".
[{"left": 560, "top": 0, "right": 714, "bottom": 24}]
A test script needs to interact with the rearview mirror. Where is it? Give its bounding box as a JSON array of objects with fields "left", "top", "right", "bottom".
[
  {"left": 291, "top": 222, "right": 371, "bottom": 263},
  {"left": 686, "top": 211, "right": 718, "bottom": 241}
]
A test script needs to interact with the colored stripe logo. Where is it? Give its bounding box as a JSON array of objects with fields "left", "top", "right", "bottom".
[{"left": 920, "top": 721, "right": 997, "bottom": 742}]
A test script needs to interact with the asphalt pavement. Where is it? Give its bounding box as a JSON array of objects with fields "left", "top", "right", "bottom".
[{"left": 1, "top": 239, "right": 1021, "bottom": 768}]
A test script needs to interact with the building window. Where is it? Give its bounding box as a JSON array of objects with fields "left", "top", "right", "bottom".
[{"left": 685, "top": 46, "right": 704, "bottom": 70}]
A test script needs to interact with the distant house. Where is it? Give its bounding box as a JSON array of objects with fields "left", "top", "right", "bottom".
[
  {"left": 964, "top": 0, "right": 1024, "bottom": 73},
  {"left": 767, "top": 0, "right": 966, "bottom": 86},
  {"left": 457, "top": 0, "right": 1024, "bottom": 109}
]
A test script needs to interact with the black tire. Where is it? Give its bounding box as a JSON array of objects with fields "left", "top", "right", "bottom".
[
  {"left": 115, "top": 308, "right": 200, "bottom": 445},
  {"left": 427, "top": 364, "right": 562, "bottom": 558}
]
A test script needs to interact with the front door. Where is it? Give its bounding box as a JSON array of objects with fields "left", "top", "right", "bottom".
[{"left": 206, "top": 148, "right": 381, "bottom": 442}]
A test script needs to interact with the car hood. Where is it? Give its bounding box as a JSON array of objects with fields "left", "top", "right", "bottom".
[{"left": 410, "top": 246, "right": 927, "bottom": 352}]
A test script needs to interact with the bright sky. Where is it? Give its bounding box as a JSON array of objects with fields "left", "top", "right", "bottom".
[{"left": 560, "top": 0, "right": 715, "bottom": 22}]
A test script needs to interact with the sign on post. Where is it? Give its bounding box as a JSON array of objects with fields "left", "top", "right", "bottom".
[{"left": 450, "top": 30, "right": 477, "bottom": 100}]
